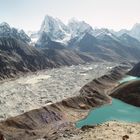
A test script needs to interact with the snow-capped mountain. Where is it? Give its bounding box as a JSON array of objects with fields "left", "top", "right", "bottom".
[
  {"left": 35, "top": 15, "right": 97, "bottom": 47},
  {"left": 68, "top": 18, "right": 94, "bottom": 38},
  {"left": 0, "top": 22, "right": 31, "bottom": 43},
  {"left": 38, "top": 15, "right": 71, "bottom": 44},
  {"left": 111, "top": 23, "right": 140, "bottom": 41},
  {"left": 34, "top": 15, "right": 140, "bottom": 61},
  {"left": 28, "top": 15, "right": 140, "bottom": 45}
]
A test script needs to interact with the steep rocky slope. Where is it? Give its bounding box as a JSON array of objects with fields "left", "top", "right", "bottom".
[
  {"left": 128, "top": 62, "right": 140, "bottom": 77},
  {"left": 0, "top": 36, "right": 96, "bottom": 80},
  {"left": 111, "top": 80, "right": 140, "bottom": 107},
  {"left": 0, "top": 37, "right": 52, "bottom": 79}
]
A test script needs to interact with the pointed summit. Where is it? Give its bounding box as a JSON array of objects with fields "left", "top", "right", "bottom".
[
  {"left": 0, "top": 22, "right": 10, "bottom": 28},
  {"left": 0, "top": 22, "right": 11, "bottom": 33},
  {"left": 39, "top": 15, "right": 70, "bottom": 40}
]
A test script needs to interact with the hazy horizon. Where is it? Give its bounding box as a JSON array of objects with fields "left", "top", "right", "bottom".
[{"left": 0, "top": 0, "right": 140, "bottom": 31}]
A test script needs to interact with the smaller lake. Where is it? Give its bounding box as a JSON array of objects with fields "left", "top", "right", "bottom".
[{"left": 76, "top": 99, "right": 140, "bottom": 128}]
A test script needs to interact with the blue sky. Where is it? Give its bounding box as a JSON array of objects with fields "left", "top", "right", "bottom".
[{"left": 0, "top": 0, "right": 140, "bottom": 31}]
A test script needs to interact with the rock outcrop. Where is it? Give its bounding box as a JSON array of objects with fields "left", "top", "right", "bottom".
[
  {"left": 128, "top": 61, "right": 140, "bottom": 77},
  {"left": 111, "top": 80, "right": 140, "bottom": 107}
]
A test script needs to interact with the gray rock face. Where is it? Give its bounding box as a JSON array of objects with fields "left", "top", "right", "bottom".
[{"left": 128, "top": 62, "right": 140, "bottom": 77}]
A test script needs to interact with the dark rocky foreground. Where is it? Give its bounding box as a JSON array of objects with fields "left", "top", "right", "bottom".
[{"left": 0, "top": 64, "right": 131, "bottom": 140}]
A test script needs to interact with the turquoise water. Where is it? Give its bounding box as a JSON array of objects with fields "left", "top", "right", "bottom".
[
  {"left": 119, "top": 75, "right": 139, "bottom": 83},
  {"left": 76, "top": 99, "right": 140, "bottom": 128}
]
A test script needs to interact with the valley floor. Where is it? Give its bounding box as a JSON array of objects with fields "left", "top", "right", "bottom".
[{"left": 0, "top": 62, "right": 116, "bottom": 121}]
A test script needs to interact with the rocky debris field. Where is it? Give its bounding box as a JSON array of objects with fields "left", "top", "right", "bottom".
[{"left": 0, "top": 62, "right": 117, "bottom": 121}]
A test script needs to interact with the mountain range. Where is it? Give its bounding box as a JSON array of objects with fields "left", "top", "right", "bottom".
[
  {"left": 0, "top": 21, "right": 95, "bottom": 79},
  {"left": 1, "top": 15, "right": 140, "bottom": 79},
  {"left": 33, "top": 15, "right": 140, "bottom": 61}
]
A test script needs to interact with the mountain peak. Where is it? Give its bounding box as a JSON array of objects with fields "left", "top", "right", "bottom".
[
  {"left": 40, "top": 15, "right": 68, "bottom": 33},
  {"left": 44, "top": 14, "right": 54, "bottom": 19},
  {"left": 40, "top": 15, "right": 58, "bottom": 32},
  {"left": 37, "top": 15, "right": 71, "bottom": 45},
  {"left": 68, "top": 19, "right": 93, "bottom": 37},
  {"left": 0, "top": 22, "right": 10, "bottom": 28},
  {"left": 43, "top": 15, "right": 61, "bottom": 25},
  {"left": 0, "top": 22, "right": 11, "bottom": 33},
  {"left": 0, "top": 22, "right": 31, "bottom": 43}
]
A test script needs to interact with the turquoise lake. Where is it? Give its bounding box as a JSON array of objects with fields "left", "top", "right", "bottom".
[{"left": 76, "top": 76, "right": 140, "bottom": 128}]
